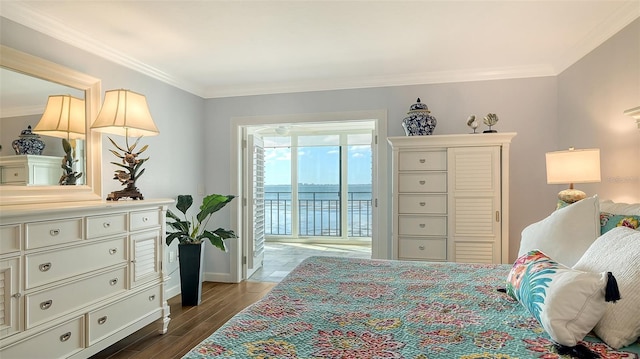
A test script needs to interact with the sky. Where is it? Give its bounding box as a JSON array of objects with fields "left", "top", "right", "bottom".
[{"left": 264, "top": 145, "right": 372, "bottom": 185}]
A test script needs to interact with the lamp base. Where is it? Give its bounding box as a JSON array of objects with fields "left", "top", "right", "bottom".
[
  {"left": 557, "top": 188, "right": 586, "bottom": 204},
  {"left": 107, "top": 187, "right": 144, "bottom": 201}
]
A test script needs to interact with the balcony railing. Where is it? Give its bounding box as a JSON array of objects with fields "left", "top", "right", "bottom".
[{"left": 265, "top": 191, "right": 372, "bottom": 237}]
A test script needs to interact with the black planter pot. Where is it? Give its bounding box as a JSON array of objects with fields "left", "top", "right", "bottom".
[{"left": 178, "top": 242, "right": 205, "bottom": 306}]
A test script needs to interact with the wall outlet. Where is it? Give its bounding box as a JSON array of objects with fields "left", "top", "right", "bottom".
[{"left": 169, "top": 250, "right": 177, "bottom": 263}]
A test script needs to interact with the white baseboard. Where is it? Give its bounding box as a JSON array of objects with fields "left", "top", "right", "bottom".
[{"left": 203, "top": 271, "right": 233, "bottom": 283}]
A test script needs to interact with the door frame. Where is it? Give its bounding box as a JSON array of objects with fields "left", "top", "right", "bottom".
[{"left": 230, "top": 110, "right": 389, "bottom": 282}]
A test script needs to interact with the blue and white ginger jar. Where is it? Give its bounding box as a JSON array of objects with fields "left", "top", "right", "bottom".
[
  {"left": 402, "top": 98, "right": 437, "bottom": 136},
  {"left": 12, "top": 125, "right": 45, "bottom": 155}
]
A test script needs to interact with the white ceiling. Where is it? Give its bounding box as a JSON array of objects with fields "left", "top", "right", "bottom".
[{"left": 1, "top": 1, "right": 639, "bottom": 99}]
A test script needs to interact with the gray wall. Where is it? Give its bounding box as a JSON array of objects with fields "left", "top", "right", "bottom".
[{"left": 2, "top": 16, "right": 638, "bottom": 279}]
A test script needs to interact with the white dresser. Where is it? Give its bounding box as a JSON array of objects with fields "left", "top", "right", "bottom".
[
  {"left": 388, "top": 133, "right": 516, "bottom": 264},
  {"left": 0, "top": 199, "right": 172, "bottom": 358},
  {"left": 0, "top": 155, "right": 64, "bottom": 185}
]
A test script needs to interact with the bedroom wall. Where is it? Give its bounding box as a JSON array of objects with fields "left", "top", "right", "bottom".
[
  {"left": 557, "top": 18, "right": 640, "bottom": 203},
  {"left": 0, "top": 17, "right": 207, "bottom": 296}
]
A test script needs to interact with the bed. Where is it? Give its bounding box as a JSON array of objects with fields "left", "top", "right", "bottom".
[{"left": 184, "top": 197, "right": 640, "bottom": 358}]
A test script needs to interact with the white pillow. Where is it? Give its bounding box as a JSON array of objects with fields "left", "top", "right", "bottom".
[
  {"left": 600, "top": 199, "right": 640, "bottom": 215},
  {"left": 518, "top": 195, "right": 600, "bottom": 267},
  {"left": 573, "top": 227, "right": 640, "bottom": 349}
]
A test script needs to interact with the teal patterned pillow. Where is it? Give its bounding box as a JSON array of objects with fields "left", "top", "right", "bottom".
[
  {"left": 507, "top": 250, "right": 616, "bottom": 346},
  {"left": 600, "top": 212, "right": 640, "bottom": 234}
]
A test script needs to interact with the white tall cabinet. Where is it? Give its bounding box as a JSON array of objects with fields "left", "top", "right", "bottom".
[
  {"left": 0, "top": 199, "right": 172, "bottom": 358},
  {"left": 388, "top": 133, "right": 516, "bottom": 264}
]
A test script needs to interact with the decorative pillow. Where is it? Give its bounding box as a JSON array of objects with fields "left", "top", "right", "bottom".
[
  {"left": 600, "top": 212, "right": 640, "bottom": 234},
  {"left": 600, "top": 200, "right": 640, "bottom": 215},
  {"left": 507, "top": 250, "right": 614, "bottom": 347},
  {"left": 518, "top": 195, "right": 600, "bottom": 267},
  {"left": 573, "top": 227, "right": 640, "bottom": 349}
]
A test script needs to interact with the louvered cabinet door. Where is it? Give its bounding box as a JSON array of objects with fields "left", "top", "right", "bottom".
[
  {"left": 130, "top": 230, "right": 160, "bottom": 288},
  {"left": 447, "top": 146, "right": 501, "bottom": 264},
  {"left": 0, "top": 257, "right": 21, "bottom": 338}
]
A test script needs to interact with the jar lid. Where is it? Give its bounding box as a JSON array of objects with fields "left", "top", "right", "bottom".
[
  {"left": 19, "top": 125, "right": 40, "bottom": 139},
  {"left": 408, "top": 98, "right": 430, "bottom": 113}
]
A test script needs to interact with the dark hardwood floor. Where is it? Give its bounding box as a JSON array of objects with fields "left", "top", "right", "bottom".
[{"left": 90, "top": 281, "right": 277, "bottom": 359}]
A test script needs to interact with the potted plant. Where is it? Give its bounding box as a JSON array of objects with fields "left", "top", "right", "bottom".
[{"left": 166, "top": 194, "right": 238, "bottom": 306}]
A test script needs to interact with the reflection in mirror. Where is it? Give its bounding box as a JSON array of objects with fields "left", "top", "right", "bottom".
[
  {"left": 0, "top": 67, "right": 86, "bottom": 185},
  {"left": 0, "top": 45, "right": 101, "bottom": 205}
]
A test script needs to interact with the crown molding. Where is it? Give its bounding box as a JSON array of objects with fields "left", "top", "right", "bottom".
[
  {"left": 624, "top": 106, "right": 640, "bottom": 129},
  {"left": 0, "top": 104, "right": 43, "bottom": 119}
]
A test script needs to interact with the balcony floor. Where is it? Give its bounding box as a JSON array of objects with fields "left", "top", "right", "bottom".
[{"left": 247, "top": 241, "right": 371, "bottom": 283}]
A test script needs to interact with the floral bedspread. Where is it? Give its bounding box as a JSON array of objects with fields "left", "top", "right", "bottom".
[{"left": 184, "top": 256, "right": 640, "bottom": 359}]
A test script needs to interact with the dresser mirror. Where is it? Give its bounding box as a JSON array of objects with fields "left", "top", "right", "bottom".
[{"left": 0, "top": 45, "right": 102, "bottom": 205}]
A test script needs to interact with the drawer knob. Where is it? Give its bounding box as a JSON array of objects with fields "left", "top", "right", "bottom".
[
  {"left": 60, "top": 332, "right": 71, "bottom": 342},
  {"left": 149, "top": 294, "right": 156, "bottom": 301},
  {"left": 143, "top": 217, "right": 149, "bottom": 222},
  {"left": 419, "top": 245, "right": 425, "bottom": 250},
  {"left": 419, "top": 180, "right": 426, "bottom": 185},
  {"left": 39, "top": 262, "right": 52, "bottom": 272},
  {"left": 419, "top": 159, "right": 426, "bottom": 163},
  {"left": 40, "top": 300, "right": 53, "bottom": 310},
  {"left": 419, "top": 223, "right": 426, "bottom": 228},
  {"left": 50, "top": 229, "right": 60, "bottom": 236},
  {"left": 12, "top": 292, "right": 21, "bottom": 299},
  {"left": 109, "top": 278, "right": 118, "bottom": 286},
  {"left": 103, "top": 222, "right": 111, "bottom": 228},
  {"left": 13, "top": 172, "right": 19, "bottom": 177},
  {"left": 109, "top": 248, "right": 118, "bottom": 255},
  {"left": 98, "top": 316, "right": 108, "bottom": 325},
  {"left": 419, "top": 202, "right": 426, "bottom": 206}
]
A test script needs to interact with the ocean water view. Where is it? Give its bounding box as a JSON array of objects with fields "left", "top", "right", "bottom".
[{"left": 264, "top": 184, "right": 372, "bottom": 237}]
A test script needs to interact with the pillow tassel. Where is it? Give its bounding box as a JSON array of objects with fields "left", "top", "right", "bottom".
[
  {"left": 605, "top": 272, "right": 621, "bottom": 303},
  {"left": 554, "top": 343, "right": 599, "bottom": 359}
]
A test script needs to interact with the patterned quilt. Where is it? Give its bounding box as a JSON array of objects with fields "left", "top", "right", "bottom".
[{"left": 184, "top": 256, "right": 640, "bottom": 359}]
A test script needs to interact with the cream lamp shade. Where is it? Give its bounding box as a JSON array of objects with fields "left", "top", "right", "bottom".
[
  {"left": 91, "top": 89, "right": 159, "bottom": 137},
  {"left": 33, "top": 95, "right": 86, "bottom": 139},
  {"left": 545, "top": 148, "right": 601, "bottom": 203}
]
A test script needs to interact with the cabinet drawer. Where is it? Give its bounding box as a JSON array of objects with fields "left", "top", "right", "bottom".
[
  {"left": 25, "top": 218, "right": 83, "bottom": 249},
  {"left": 398, "top": 237, "right": 447, "bottom": 261},
  {"left": 87, "top": 213, "right": 127, "bottom": 239},
  {"left": 25, "top": 237, "right": 127, "bottom": 289},
  {"left": 1, "top": 165, "right": 26, "bottom": 184},
  {"left": 398, "top": 215, "right": 447, "bottom": 236},
  {"left": 88, "top": 285, "right": 162, "bottom": 345},
  {"left": 398, "top": 172, "right": 446, "bottom": 193},
  {"left": 398, "top": 151, "right": 446, "bottom": 171},
  {"left": 0, "top": 316, "right": 84, "bottom": 359},
  {"left": 0, "top": 224, "right": 21, "bottom": 254},
  {"left": 398, "top": 194, "right": 446, "bottom": 214},
  {"left": 130, "top": 209, "right": 160, "bottom": 231},
  {"left": 25, "top": 266, "right": 127, "bottom": 329}
]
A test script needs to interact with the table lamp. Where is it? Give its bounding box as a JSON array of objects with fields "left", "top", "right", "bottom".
[
  {"left": 91, "top": 89, "right": 159, "bottom": 200},
  {"left": 545, "top": 148, "right": 601, "bottom": 204},
  {"left": 33, "top": 94, "right": 85, "bottom": 185}
]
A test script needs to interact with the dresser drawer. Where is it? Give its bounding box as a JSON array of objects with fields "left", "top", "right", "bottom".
[
  {"left": 25, "top": 237, "right": 127, "bottom": 289},
  {"left": 1, "top": 165, "right": 26, "bottom": 184},
  {"left": 398, "top": 194, "right": 446, "bottom": 214},
  {"left": 398, "top": 172, "right": 446, "bottom": 193},
  {"left": 88, "top": 285, "right": 162, "bottom": 345},
  {"left": 0, "top": 316, "right": 84, "bottom": 359},
  {"left": 398, "top": 150, "right": 446, "bottom": 171},
  {"left": 25, "top": 218, "right": 83, "bottom": 249},
  {"left": 25, "top": 266, "right": 127, "bottom": 329},
  {"left": 0, "top": 224, "right": 21, "bottom": 254},
  {"left": 398, "top": 237, "right": 447, "bottom": 261},
  {"left": 87, "top": 213, "right": 127, "bottom": 239},
  {"left": 130, "top": 209, "right": 160, "bottom": 231},
  {"left": 398, "top": 215, "right": 447, "bottom": 236}
]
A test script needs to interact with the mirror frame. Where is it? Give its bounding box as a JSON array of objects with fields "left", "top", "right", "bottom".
[{"left": 0, "top": 45, "right": 102, "bottom": 205}]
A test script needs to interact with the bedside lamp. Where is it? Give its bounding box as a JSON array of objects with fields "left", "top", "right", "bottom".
[
  {"left": 545, "top": 148, "right": 601, "bottom": 204},
  {"left": 33, "top": 94, "right": 86, "bottom": 185},
  {"left": 91, "top": 89, "right": 159, "bottom": 200}
]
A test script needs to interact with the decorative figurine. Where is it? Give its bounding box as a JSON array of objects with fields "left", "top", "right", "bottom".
[
  {"left": 106, "top": 136, "right": 149, "bottom": 200},
  {"left": 59, "top": 138, "right": 83, "bottom": 185},
  {"left": 12, "top": 125, "right": 45, "bottom": 155},
  {"left": 466, "top": 115, "right": 479, "bottom": 134},
  {"left": 402, "top": 98, "right": 437, "bottom": 136},
  {"left": 483, "top": 113, "right": 499, "bottom": 133}
]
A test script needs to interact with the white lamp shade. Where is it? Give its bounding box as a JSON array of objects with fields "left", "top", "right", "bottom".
[
  {"left": 91, "top": 89, "right": 159, "bottom": 137},
  {"left": 33, "top": 95, "right": 86, "bottom": 139},
  {"left": 545, "top": 148, "right": 601, "bottom": 184}
]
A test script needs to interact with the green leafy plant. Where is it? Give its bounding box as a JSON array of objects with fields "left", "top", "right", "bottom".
[{"left": 166, "top": 194, "right": 238, "bottom": 250}]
